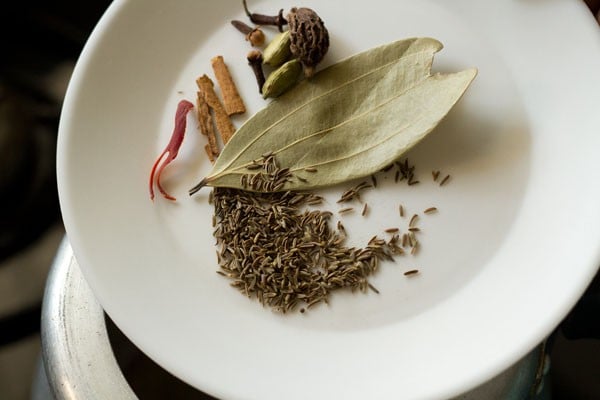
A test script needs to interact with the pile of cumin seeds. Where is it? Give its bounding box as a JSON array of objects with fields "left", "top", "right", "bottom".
[{"left": 212, "top": 186, "right": 401, "bottom": 313}]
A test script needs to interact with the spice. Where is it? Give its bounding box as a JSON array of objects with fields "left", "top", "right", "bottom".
[
  {"left": 287, "top": 7, "right": 330, "bottom": 77},
  {"left": 367, "top": 283, "right": 380, "bottom": 294},
  {"left": 211, "top": 56, "right": 246, "bottom": 116},
  {"left": 424, "top": 207, "right": 437, "bottom": 214},
  {"left": 247, "top": 50, "right": 266, "bottom": 93},
  {"left": 338, "top": 181, "right": 372, "bottom": 203},
  {"left": 149, "top": 100, "right": 194, "bottom": 201},
  {"left": 395, "top": 158, "right": 417, "bottom": 184},
  {"left": 262, "top": 31, "right": 292, "bottom": 67},
  {"left": 440, "top": 174, "right": 451, "bottom": 186},
  {"left": 196, "top": 74, "right": 236, "bottom": 144},
  {"left": 196, "top": 91, "right": 219, "bottom": 162},
  {"left": 404, "top": 269, "right": 420, "bottom": 276},
  {"left": 262, "top": 59, "right": 302, "bottom": 98},
  {"left": 399, "top": 204, "right": 404, "bottom": 217},
  {"left": 230, "top": 20, "right": 265, "bottom": 47},
  {"left": 371, "top": 175, "right": 377, "bottom": 188},
  {"left": 409, "top": 214, "right": 419, "bottom": 227},
  {"left": 361, "top": 203, "right": 368, "bottom": 216},
  {"left": 242, "top": 0, "right": 287, "bottom": 32},
  {"left": 212, "top": 159, "right": 405, "bottom": 312},
  {"left": 381, "top": 163, "right": 394, "bottom": 172},
  {"left": 432, "top": 170, "right": 440, "bottom": 181}
]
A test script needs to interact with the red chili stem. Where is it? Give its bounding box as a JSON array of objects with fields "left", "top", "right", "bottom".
[{"left": 149, "top": 100, "right": 194, "bottom": 201}]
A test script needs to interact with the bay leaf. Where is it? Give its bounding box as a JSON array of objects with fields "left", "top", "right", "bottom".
[{"left": 189, "top": 37, "right": 477, "bottom": 193}]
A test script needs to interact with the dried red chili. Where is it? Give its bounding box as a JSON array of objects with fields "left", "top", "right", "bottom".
[{"left": 149, "top": 100, "right": 194, "bottom": 201}]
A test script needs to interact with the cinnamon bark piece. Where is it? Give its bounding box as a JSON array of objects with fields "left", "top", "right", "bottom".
[
  {"left": 196, "top": 74, "right": 236, "bottom": 144},
  {"left": 196, "top": 90, "right": 219, "bottom": 162},
  {"left": 211, "top": 55, "right": 246, "bottom": 116}
]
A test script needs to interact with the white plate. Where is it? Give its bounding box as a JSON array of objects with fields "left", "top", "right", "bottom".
[{"left": 57, "top": 0, "right": 600, "bottom": 399}]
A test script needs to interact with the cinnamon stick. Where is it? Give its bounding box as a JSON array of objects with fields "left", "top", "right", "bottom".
[
  {"left": 196, "top": 74, "right": 235, "bottom": 144},
  {"left": 211, "top": 55, "right": 246, "bottom": 116},
  {"left": 196, "top": 90, "right": 219, "bottom": 162}
]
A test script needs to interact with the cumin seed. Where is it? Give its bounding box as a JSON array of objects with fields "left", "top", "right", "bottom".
[
  {"left": 367, "top": 283, "right": 380, "bottom": 294},
  {"left": 409, "top": 214, "right": 418, "bottom": 227},
  {"left": 381, "top": 163, "right": 394, "bottom": 172},
  {"left": 440, "top": 174, "right": 450, "bottom": 186}
]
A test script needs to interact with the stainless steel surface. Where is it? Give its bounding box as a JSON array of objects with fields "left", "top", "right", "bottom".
[{"left": 41, "top": 238, "right": 136, "bottom": 400}]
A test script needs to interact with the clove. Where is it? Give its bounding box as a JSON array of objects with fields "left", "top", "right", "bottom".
[
  {"left": 247, "top": 50, "right": 266, "bottom": 93},
  {"left": 230, "top": 20, "right": 265, "bottom": 47},
  {"left": 242, "top": 0, "right": 287, "bottom": 32}
]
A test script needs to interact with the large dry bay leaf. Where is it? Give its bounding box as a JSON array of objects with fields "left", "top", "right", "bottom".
[{"left": 190, "top": 37, "right": 477, "bottom": 193}]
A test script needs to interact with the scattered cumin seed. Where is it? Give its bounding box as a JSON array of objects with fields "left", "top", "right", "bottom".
[
  {"left": 212, "top": 154, "right": 417, "bottom": 313},
  {"left": 409, "top": 214, "right": 419, "bottom": 227},
  {"left": 304, "top": 167, "right": 318, "bottom": 173},
  {"left": 361, "top": 203, "right": 368, "bottom": 216},
  {"left": 401, "top": 234, "right": 408, "bottom": 248},
  {"left": 404, "top": 269, "right": 420, "bottom": 276},
  {"left": 440, "top": 174, "right": 450, "bottom": 186},
  {"left": 297, "top": 176, "right": 308, "bottom": 183},
  {"left": 432, "top": 170, "right": 440, "bottom": 181},
  {"left": 424, "top": 207, "right": 438, "bottom": 214},
  {"left": 409, "top": 232, "right": 417, "bottom": 247},
  {"left": 408, "top": 179, "right": 420, "bottom": 186},
  {"left": 381, "top": 163, "right": 394, "bottom": 172},
  {"left": 306, "top": 197, "right": 323, "bottom": 206},
  {"left": 337, "top": 181, "right": 372, "bottom": 203},
  {"left": 368, "top": 283, "right": 380, "bottom": 294},
  {"left": 408, "top": 227, "right": 420, "bottom": 232},
  {"left": 385, "top": 228, "right": 399, "bottom": 233},
  {"left": 338, "top": 207, "right": 354, "bottom": 214},
  {"left": 399, "top": 204, "right": 404, "bottom": 217}
]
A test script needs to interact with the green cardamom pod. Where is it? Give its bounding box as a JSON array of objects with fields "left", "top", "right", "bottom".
[
  {"left": 262, "top": 31, "right": 292, "bottom": 67},
  {"left": 262, "top": 59, "right": 302, "bottom": 99}
]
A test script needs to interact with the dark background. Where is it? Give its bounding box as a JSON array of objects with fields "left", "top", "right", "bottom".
[{"left": 0, "top": 1, "right": 599, "bottom": 399}]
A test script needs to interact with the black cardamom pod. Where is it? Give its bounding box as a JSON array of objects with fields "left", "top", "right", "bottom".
[{"left": 287, "top": 7, "right": 329, "bottom": 78}]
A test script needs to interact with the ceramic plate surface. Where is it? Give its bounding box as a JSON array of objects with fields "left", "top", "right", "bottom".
[{"left": 57, "top": 0, "right": 600, "bottom": 398}]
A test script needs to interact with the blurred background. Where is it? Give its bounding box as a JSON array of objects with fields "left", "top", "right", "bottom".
[{"left": 0, "top": 1, "right": 599, "bottom": 399}]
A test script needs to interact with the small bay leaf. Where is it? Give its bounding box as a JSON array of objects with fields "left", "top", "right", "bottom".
[{"left": 189, "top": 37, "right": 477, "bottom": 193}]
